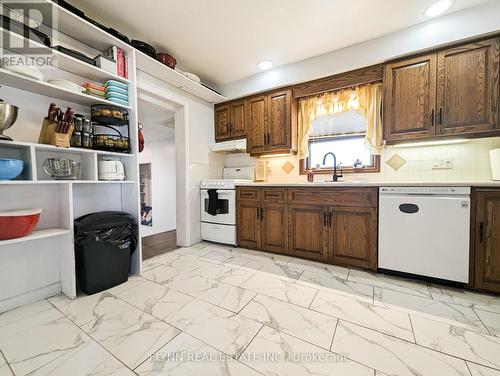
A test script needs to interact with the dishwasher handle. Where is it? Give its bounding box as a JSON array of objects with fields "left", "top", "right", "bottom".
[{"left": 399, "top": 203, "right": 420, "bottom": 214}]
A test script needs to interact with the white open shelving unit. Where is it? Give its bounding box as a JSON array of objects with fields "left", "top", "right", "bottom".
[
  {"left": 0, "top": 0, "right": 223, "bottom": 313},
  {"left": 0, "top": 1, "right": 144, "bottom": 313}
]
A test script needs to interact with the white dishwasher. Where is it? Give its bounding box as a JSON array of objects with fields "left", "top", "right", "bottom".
[{"left": 378, "top": 187, "right": 471, "bottom": 283}]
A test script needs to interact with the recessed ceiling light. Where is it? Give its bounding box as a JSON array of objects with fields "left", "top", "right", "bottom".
[
  {"left": 424, "top": 0, "right": 453, "bottom": 18},
  {"left": 258, "top": 60, "right": 273, "bottom": 70}
]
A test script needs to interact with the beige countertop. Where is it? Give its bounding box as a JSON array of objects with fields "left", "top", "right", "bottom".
[{"left": 235, "top": 180, "right": 500, "bottom": 187}]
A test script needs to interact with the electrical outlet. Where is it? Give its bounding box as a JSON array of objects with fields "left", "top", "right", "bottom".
[{"left": 432, "top": 158, "right": 453, "bottom": 169}]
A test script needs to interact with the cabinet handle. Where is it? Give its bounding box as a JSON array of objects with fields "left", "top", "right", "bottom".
[
  {"left": 323, "top": 212, "right": 327, "bottom": 226},
  {"left": 479, "top": 222, "right": 484, "bottom": 243},
  {"left": 264, "top": 133, "right": 268, "bottom": 145},
  {"left": 328, "top": 212, "right": 333, "bottom": 227},
  {"left": 439, "top": 108, "right": 443, "bottom": 125},
  {"left": 256, "top": 207, "right": 260, "bottom": 220},
  {"left": 431, "top": 109, "right": 435, "bottom": 127},
  {"left": 267, "top": 132, "right": 271, "bottom": 145},
  {"left": 260, "top": 207, "right": 264, "bottom": 220}
]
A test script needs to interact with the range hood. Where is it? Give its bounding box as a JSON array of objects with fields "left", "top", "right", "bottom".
[{"left": 211, "top": 139, "right": 247, "bottom": 153}]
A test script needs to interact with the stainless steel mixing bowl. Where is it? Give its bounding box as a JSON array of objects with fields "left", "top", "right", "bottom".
[{"left": 0, "top": 100, "right": 19, "bottom": 141}]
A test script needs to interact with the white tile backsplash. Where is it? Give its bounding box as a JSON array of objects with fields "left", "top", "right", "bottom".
[{"left": 224, "top": 137, "right": 500, "bottom": 183}]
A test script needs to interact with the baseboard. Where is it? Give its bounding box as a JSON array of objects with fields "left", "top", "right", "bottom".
[{"left": 0, "top": 282, "right": 61, "bottom": 314}]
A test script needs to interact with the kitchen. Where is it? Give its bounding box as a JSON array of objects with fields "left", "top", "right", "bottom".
[{"left": 1, "top": 1, "right": 500, "bottom": 376}]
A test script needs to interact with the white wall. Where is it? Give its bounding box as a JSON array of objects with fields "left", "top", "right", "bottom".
[
  {"left": 138, "top": 135, "right": 176, "bottom": 237},
  {"left": 136, "top": 71, "right": 225, "bottom": 246},
  {"left": 221, "top": 1, "right": 500, "bottom": 99}
]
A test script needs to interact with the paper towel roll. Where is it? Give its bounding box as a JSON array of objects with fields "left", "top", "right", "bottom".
[{"left": 490, "top": 148, "right": 500, "bottom": 181}]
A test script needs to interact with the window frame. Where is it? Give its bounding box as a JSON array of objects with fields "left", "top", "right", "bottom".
[{"left": 299, "top": 134, "right": 380, "bottom": 175}]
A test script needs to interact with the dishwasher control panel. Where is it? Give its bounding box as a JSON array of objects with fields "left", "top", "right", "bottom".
[{"left": 379, "top": 186, "right": 471, "bottom": 195}]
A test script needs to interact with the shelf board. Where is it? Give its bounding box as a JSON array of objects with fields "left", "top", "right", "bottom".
[
  {"left": 0, "top": 179, "right": 134, "bottom": 185},
  {"left": 135, "top": 50, "right": 226, "bottom": 104},
  {"left": 0, "top": 228, "right": 70, "bottom": 246},
  {"left": 42, "top": 1, "right": 133, "bottom": 52},
  {"left": 0, "top": 139, "right": 135, "bottom": 158},
  {"left": 0, "top": 68, "right": 131, "bottom": 109},
  {"left": 0, "top": 27, "right": 131, "bottom": 85}
]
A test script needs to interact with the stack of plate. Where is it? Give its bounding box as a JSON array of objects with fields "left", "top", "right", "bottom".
[
  {"left": 3, "top": 64, "right": 44, "bottom": 81},
  {"left": 104, "top": 80, "right": 128, "bottom": 106},
  {"left": 47, "top": 79, "right": 82, "bottom": 94}
]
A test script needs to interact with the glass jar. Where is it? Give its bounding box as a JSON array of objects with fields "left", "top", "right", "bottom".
[
  {"left": 70, "top": 131, "right": 82, "bottom": 147},
  {"left": 81, "top": 132, "right": 93, "bottom": 149}
]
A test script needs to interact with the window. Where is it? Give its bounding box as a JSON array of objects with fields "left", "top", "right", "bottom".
[{"left": 305, "top": 110, "right": 379, "bottom": 172}]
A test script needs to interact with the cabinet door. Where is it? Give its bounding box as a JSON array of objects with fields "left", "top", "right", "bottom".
[
  {"left": 230, "top": 100, "right": 246, "bottom": 138},
  {"left": 384, "top": 54, "right": 437, "bottom": 142},
  {"left": 474, "top": 191, "right": 500, "bottom": 293},
  {"left": 214, "top": 104, "right": 231, "bottom": 141},
  {"left": 329, "top": 206, "right": 377, "bottom": 270},
  {"left": 437, "top": 38, "right": 500, "bottom": 135},
  {"left": 289, "top": 204, "right": 328, "bottom": 262},
  {"left": 267, "top": 89, "right": 291, "bottom": 151},
  {"left": 261, "top": 203, "right": 288, "bottom": 254},
  {"left": 237, "top": 200, "right": 261, "bottom": 249},
  {"left": 247, "top": 95, "right": 267, "bottom": 154}
]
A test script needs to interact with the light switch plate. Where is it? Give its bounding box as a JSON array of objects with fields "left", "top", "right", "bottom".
[{"left": 432, "top": 158, "right": 453, "bottom": 169}]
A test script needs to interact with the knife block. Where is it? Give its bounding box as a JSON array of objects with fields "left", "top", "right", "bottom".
[{"left": 38, "top": 118, "right": 74, "bottom": 148}]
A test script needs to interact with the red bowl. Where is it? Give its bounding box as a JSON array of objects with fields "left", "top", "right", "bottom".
[
  {"left": 0, "top": 209, "right": 42, "bottom": 240},
  {"left": 156, "top": 53, "right": 177, "bottom": 69}
]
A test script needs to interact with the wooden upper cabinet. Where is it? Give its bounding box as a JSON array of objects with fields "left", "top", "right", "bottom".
[
  {"left": 214, "top": 104, "right": 231, "bottom": 141},
  {"left": 384, "top": 37, "right": 500, "bottom": 143},
  {"left": 267, "top": 90, "right": 291, "bottom": 151},
  {"left": 289, "top": 204, "right": 328, "bottom": 262},
  {"left": 474, "top": 190, "right": 500, "bottom": 293},
  {"left": 261, "top": 203, "right": 288, "bottom": 254},
  {"left": 384, "top": 54, "right": 437, "bottom": 142},
  {"left": 214, "top": 100, "right": 247, "bottom": 142},
  {"left": 436, "top": 39, "right": 500, "bottom": 136},
  {"left": 230, "top": 100, "right": 246, "bottom": 138},
  {"left": 247, "top": 95, "right": 267, "bottom": 154},
  {"left": 329, "top": 206, "right": 378, "bottom": 270}
]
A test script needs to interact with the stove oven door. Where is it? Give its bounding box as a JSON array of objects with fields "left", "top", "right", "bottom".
[{"left": 200, "top": 189, "right": 236, "bottom": 225}]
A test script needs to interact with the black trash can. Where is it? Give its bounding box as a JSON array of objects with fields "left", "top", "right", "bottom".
[{"left": 74, "top": 211, "right": 138, "bottom": 295}]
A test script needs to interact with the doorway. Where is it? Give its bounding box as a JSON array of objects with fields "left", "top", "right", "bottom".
[{"left": 138, "top": 94, "right": 178, "bottom": 260}]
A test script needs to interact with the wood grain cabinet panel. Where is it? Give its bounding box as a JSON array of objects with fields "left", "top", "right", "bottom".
[
  {"left": 384, "top": 54, "right": 437, "bottom": 142},
  {"left": 437, "top": 39, "right": 500, "bottom": 135},
  {"left": 329, "top": 206, "right": 378, "bottom": 270},
  {"left": 261, "top": 203, "right": 288, "bottom": 254},
  {"left": 289, "top": 204, "right": 328, "bottom": 262},
  {"left": 473, "top": 190, "right": 500, "bottom": 293},
  {"left": 267, "top": 90, "right": 291, "bottom": 151},
  {"left": 214, "top": 104, "right": 231, "bottom": 141},
  {"left": 230, "top": 100, "right": 247, "bottom": 139},
  {"left": 237, "top": 200, "right": 261, "bottom": 249},
  {"left": 246, "top": 95, "right": 267, "bottom": 154}
]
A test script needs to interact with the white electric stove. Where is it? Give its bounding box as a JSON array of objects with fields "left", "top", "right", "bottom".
[{"left": 200, "top": 167, "right": 254, "bottom": 245}]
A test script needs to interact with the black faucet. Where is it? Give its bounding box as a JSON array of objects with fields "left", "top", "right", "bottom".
[{"left": 322, "top": 152, "right": 343, "bottom": 182}]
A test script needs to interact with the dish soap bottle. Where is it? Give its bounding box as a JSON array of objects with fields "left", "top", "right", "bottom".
[{"left": 307, "top": 169, "right": 314, "bottom": 182}]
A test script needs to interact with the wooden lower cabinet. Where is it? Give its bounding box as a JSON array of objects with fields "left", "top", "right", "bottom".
[
  {"left": 237, "top": 186, "right": 378, "bottom": 270},
  {"left": 261, "top": 203, "right": 288, "bottom": 254},
  {"left": 329, "top": 206, "right": 378, "bottom": 270},
  {"left": 473, "top": 190, "right": 500, "bottom": 293},
  {"left": 289, "top": 204, "right": 328, "bottom": 262},
  {"left": 236, "top": 200, "right": 261, "bottom": 249}
]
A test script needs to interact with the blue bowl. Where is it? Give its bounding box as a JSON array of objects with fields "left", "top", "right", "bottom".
[{"left": 0, "top": 158, "right": 24, "bottom": 180}]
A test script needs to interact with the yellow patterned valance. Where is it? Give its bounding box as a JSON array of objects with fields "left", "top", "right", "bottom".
[{"left": 297, "top": 82, "right": 383, "bottom": 159}]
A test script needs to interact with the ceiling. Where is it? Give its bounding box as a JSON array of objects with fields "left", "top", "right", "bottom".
[{"left": 72, "top": 0, "right": 492, "bottom": 86}]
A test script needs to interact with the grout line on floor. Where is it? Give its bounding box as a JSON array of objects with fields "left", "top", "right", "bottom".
[
  {"left": 307, "top": 288, "right": 320, "bottom": 309},
  {"left": 0, "top": 350, "right": 15, "bottom": 376},
  {"left": 329, "top": 319, "right": 339, "bottom": 351},
  {"left": 236, "top": 324, "right": 264, "bottom": 361},
  {"left": 408, "top": 314, "right": 417, "bottom": 343},
  {"left": 131, "top": 330, "right": 183, "bottom": 372},
  {"left": 471, "top": 307, "right": 494, "bottom": 336}
]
